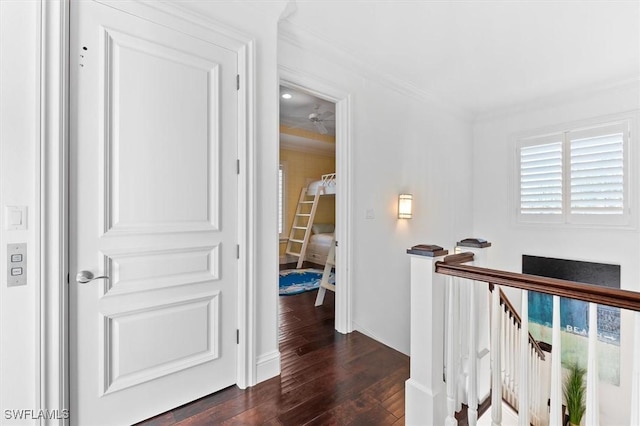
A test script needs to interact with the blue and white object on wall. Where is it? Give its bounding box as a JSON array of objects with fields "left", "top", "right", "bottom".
[{"left": 525, "top": 255, "right": 621, "bottom": 385}]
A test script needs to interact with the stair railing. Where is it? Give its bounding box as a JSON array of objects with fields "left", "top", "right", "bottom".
[
  {"left": 440, "top": 250, "right": 545, "bottom": 426},
  {"left": 488, "top": 284, "right": 546, "bottom": 425},
  {"left": 405, "top": 240, "right": 640, "bottom": 426}
]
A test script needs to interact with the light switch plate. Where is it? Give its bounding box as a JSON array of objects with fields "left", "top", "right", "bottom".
[
  {"left": 5, "top": 206, "right": 27, "bottom": 231},
  {"left": 7, "top": 243, "right": 27, "bottom": 287}
]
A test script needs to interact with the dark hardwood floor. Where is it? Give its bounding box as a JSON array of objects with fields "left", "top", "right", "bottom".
[{"left": 138, "top": 288, "right": 409, "bottom": 425}]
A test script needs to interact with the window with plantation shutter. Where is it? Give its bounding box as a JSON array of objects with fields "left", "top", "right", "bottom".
[
  {"left": 517, "top": 119, "right": 631, "bottom": 226},
  {"left": 520, "top": 139, "right": 563, "bottom": 215},
  {"left": 569, "top": 126, "right": 624, "bottom": 216}
]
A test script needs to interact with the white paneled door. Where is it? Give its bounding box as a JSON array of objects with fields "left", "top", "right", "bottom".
[{"left": 70, "top": 1, "right": 238, "bottom": 424}]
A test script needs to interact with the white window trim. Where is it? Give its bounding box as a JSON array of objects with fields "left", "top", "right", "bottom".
[
  {"left": 514, "top": 113, "right": 637, "bottom": 229},
  {"left": 278, "top": 161, "right": 287, "bottom": 240}
]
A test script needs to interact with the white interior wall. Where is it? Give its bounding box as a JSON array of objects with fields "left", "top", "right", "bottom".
[
  {"left": 472, "top": 80, "right": 640, "bottom": 425},
  {"left": 0, "top": 1, "right": 39, "bottom": 419},
  {"left": 279, "top": 33, "right": 474, "bottom": 354}
]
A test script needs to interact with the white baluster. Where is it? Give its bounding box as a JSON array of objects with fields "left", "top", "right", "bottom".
[
  {"left": 585, "top": 302, "right": 600, "bottom": 425},
  {"left": 529, "top": 347, "right": 534, "bottom": 424},
  {"left": 533, "top": 348, "right": 536, "bottom": 418},
  {"left": 537, "top": 355, "right": 543, "bottom": 425},
  {"left": 468, "top": 281, "right": 478, "bottom": 426},
  {"left": 549, "top": 295, "right": 562, "bottom": 426},
  {"left": 491, "top": 285, "right": 502, "bottom": 426},
  {"left": 501, "top": 306, "right": 508, "bottom": 401},
  {"left": 445, "top": 276, "right": 458, "bottom": 426},
  {"left": 511, "top": 315, "right": 517, "bottom": 405},
  {"left": 454, "top": 278, "right": 463, "bottom": 412},
  {"left": 533, "top": 348, "right": 538, "bottom": 425},
  {"left": 510, "top": 321, "right": 516, "bottom": 406},
  {"left": 503, "top": 312, "right": 514, "bottom": 403},
  {"left": 631, "top": 311, "right": 640, "bottom": 426},
  {"left": 504, "top": 311, "right": 509, "bottom": 402},
  {"left": 519, "top": 290, "right": 529, "bottom": 426}
]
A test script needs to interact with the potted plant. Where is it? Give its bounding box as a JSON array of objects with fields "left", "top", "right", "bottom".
[{"left": 563, "top": 362, "right": 586, "bottom": 426}]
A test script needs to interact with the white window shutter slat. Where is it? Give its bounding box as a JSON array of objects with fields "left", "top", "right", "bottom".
[
  {"left": 570, "top": 132, "right": 624, "bottom": 215},
  {"left": 520, "top": 142, "right": 563, "bottom": 215}
]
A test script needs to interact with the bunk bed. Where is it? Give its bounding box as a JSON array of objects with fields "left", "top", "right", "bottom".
[
  {"left": 305, "top": 225, "right": 334, "bottom": 265},
  {"left": 307, "top": 172, "right": 336, "bottom": 196},
  {"left": 285, "top": 173, "right": 335, "bottom": 269}
]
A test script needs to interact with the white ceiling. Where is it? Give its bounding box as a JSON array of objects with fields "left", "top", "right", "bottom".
[
  {"left": 279, "top": 85, "right": 336, "bottom": 136},
  {"left": 283, "top": 0, "right": 640, "bottom": 115}
]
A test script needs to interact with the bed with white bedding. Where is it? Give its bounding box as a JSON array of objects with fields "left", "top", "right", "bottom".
[{"left": 304, "top": 224, "right": 334, "bottom": 266}]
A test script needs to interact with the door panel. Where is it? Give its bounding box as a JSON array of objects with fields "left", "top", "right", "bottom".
[{"left": 70, "top": 1, "right": 238, "bottom": 424}]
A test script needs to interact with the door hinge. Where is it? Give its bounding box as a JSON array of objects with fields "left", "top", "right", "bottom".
[
  {"left": 237, "top": 244, "right": 240, "bottom": 259},
  {"left": 236, "top": 329, "right": 240, "bottom": 344},
  {"left": 237, "top": 159, "right": 240, "bottom": 175},
  {"left": 236, "top": 74, "right": 240, "bottom": 91},
  {"left": 67, "top": 273, "right": 70, "bottom": 284}
]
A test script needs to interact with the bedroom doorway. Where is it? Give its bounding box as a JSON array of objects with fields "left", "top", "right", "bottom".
[
  {"left": 277, "top": 75, "right": 353, "bottom": 343},
  {"left": 278, "top": 74, "right": 352, "bottom": 338},
  {"left": 278, "top": 85, "right": 336, "bottom": 311}
]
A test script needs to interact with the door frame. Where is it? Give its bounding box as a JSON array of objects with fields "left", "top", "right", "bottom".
[
  {"left": 39, "top": 0, "right": 258, "bottom": 421},
  {"left": 279, "top": 67, "right": 353, "bottom": 334}
]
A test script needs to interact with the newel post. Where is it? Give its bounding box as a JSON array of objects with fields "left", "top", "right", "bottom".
[
  {"left": 406, "top": 244, "right": 449, "bottom": 426},
  {"left": 455, "top": 238, "right": 492, "bottom": 426}
]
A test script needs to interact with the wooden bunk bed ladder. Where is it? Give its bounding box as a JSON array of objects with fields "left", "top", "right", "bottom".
[
  {"left": 285, "top": 185, "right": 325, "bottom": 268},
  {"left": 315, "top": 234, "right": 336, "bottom": 306}
]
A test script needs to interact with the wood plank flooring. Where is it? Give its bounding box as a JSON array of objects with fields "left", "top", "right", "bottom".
[{"left": 138, "top": 289, "right": 409, "bottom": 425}]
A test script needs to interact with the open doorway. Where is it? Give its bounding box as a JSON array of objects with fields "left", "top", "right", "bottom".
[
  {"left": 278, "top": 84, "right": 337, "bottom": 321},
  {"left": 279, "top": 73, "right": 352, "bottom": 336}
]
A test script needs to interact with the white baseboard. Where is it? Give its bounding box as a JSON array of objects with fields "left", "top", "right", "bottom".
[
  {"left": 256, "top": 350, "right": 281, "bottom": 383},
  {"left": 353, "top": 321, "right": 409, "bottom": 356}
]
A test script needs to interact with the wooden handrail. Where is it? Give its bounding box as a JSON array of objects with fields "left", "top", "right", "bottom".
[
  {"left": 435, "top": 262, "right": 640, "bottom": 312},
  {"left": 442, "top": 251, "right": 475, "bottom": 265}
]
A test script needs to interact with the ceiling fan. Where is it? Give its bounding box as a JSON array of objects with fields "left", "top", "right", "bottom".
[{"left": 307, "top": 105, "right": 334, "bottom": 135}]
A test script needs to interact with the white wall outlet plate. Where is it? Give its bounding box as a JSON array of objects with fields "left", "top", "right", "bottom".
[{"left": 5, "top": 206, "right": 27, "bottom": 231}]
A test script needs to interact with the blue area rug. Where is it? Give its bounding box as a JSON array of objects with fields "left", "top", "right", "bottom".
[{"left": 279, "top": 268, "right": 335, "bottom": 296}]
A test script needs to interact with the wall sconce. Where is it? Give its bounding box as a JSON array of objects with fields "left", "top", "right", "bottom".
[{"left": 398, "top": 194, "right": 413, "bottom": 219}]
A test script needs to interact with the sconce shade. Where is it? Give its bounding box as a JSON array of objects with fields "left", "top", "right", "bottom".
[{"left": 398, "top": 194, "right": 413, "bottom": 219}]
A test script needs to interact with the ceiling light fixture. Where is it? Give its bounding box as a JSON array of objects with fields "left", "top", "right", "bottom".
[{"left": 281, "top": 93, "right": 292, "bottom": 99}]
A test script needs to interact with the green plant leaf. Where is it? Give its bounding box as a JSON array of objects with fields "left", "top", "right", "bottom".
[{"left": 563, "top": 362, "right": 586, "bottom": 425}]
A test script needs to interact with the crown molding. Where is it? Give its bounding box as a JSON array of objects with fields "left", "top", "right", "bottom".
[
  {"left": 278, "top": 20, "right": 475, "bottom": 123},
  {"left": 475, "top": 76, "right": 640, "bottom": 123}
]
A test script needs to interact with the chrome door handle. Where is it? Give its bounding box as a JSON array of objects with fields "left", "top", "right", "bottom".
[{"left": 76, "top": 270, "right": 110, "bottom": 284}]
